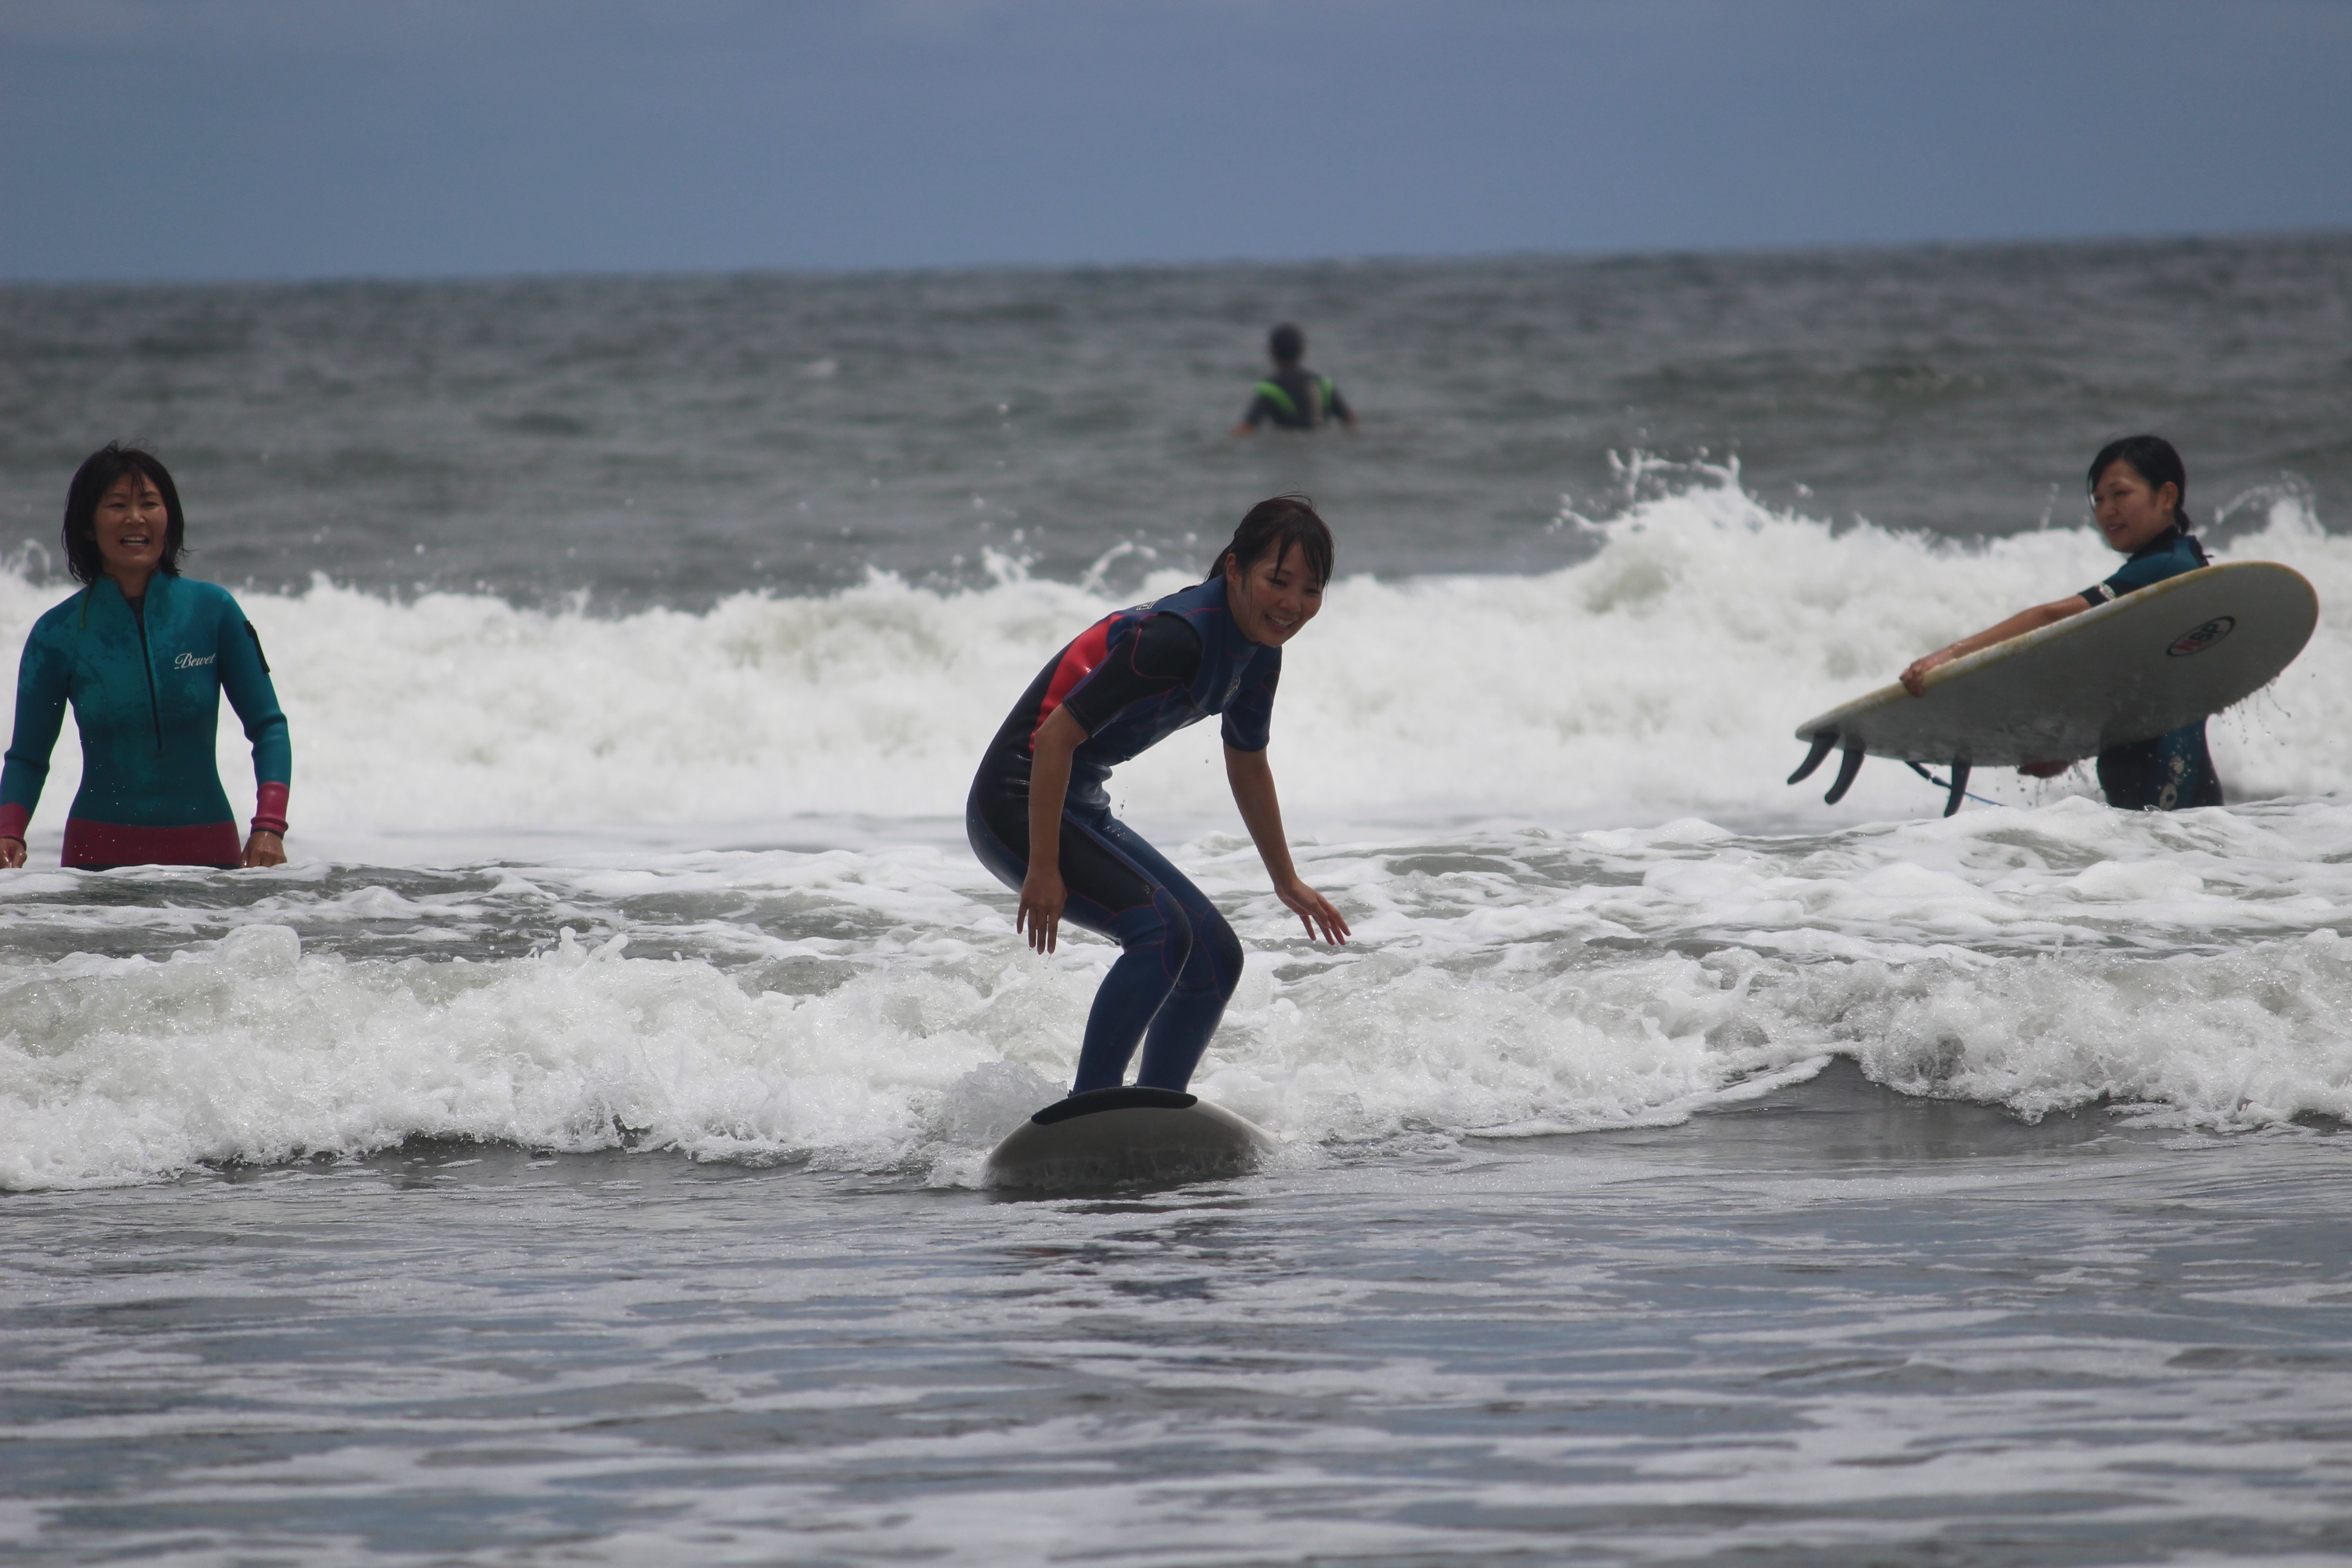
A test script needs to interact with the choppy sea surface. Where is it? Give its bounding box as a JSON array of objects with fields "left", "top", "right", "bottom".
[{"left": 2, "top": 236, "right": 2350, "bottom": 1564}]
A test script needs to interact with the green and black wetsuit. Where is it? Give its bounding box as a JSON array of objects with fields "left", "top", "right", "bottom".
[{"left": 1241, "top": 365, "right": 1352, "bottom": 431}]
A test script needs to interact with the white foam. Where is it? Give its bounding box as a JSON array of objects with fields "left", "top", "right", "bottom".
[
  {"left": 0, "top": 469, "right": 2339, "bottom": 848},
  {"left": 5, "top": 799, "right": 2350, "bottom": 1191},
  {"left": 4, "top": 474, "right": 2349, "bottom": 1189}
]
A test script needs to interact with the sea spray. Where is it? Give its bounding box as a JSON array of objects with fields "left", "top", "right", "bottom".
[{"left": 0, "top": 473, "right": 2338, "bottom": 842}]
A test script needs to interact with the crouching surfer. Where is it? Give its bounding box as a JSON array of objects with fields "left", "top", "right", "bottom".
[
  {"left": 1900, "top": 435, "right": 2222, "bottom": 811},
  {"left": 967, "top": 495, "right": 1349, "bottom": 1097}
]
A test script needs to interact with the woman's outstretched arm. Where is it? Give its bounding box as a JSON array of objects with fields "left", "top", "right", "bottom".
[
  {"left": 1900, "top": 595, "right": 2089, "bottom": 695},
  {"left": 1225, "top": 744, "right": 1348, "bottom": 945}
]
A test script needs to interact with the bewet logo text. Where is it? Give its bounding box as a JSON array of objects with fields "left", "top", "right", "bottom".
[{"left": 174, "top": 652, "right": 216, "bottom": 670}]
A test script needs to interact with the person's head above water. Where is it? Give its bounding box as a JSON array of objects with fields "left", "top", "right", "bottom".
[
  {"left": 63, "top": 443, "right": 186, "bottom": 587},
  {"left": 1268, "top": 323, "right": 1305, "bottom": 366},
  {"left": 1210, "top": 494, "right": 1333, "bottom": 648},
  {"left": 2087, "top": 434, "right": 2191, "bottom": 555}
]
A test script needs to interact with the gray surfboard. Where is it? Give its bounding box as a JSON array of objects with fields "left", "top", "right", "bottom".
[
  {"left": 1788, "top": 561, "right": 2318, "bottom": 814},
  {"left": 985, "top": 1086, "right": 1274, "bottom": 1189}
]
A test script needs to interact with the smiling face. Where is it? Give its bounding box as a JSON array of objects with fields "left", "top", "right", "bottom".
[
  {"left": 2091, "top": 460, "right": 2180, "bottom": 554},
  {"left": 88, "top": 470, "right": 173, "bottom": 593},
  {"left": 1223, "top": 541, "right": 1324, "bottom": 646}
]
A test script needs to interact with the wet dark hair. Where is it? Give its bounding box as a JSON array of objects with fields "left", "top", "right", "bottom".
[
  {"left": 1209, "top": 494, "right": 1334, "bottom": 588},
  {"left": 62, "top": 443, "right": 186, "bottom": 586},
  {"left": 1268, "top": 322, "right": 1304, "bottom": 365},
  {"left": 2088, "top": 434, "right": 2192, "bottom": 530}
]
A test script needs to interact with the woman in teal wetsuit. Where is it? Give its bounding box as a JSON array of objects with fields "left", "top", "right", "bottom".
[
  {"left": 1900, "top": 435, "right": 2222, "bottom": 811},
  {"left": 0, "top": 445, "right": 290, "bottom": 869}
]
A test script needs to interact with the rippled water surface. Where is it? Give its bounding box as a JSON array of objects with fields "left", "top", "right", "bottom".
[{"left": 7, "top": 1083, "right": 2349, "bottom": 1566}]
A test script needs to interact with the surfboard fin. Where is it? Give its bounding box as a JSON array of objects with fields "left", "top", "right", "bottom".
[
  {"left": 1788, "top": 731, "right": 1837, "bottom": 785},
  {"left": 1942, "top": 760, "right": 1970, "bottom": 818},
  {"left": 1824, "top": 745, "right": 1865, "bottom": 804}
]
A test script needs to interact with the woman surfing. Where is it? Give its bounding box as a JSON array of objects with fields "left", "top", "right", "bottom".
[
  {"left": 1900, "top": 435, "right": 2223, "bottom": 811},
  {"left": 967, "top": 495, "right": 1350, "bottom": 1097}
]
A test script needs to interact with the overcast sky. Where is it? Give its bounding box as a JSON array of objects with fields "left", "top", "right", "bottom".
[{"left": 4, "top": 0, "right": 2348, "bottom": 282}]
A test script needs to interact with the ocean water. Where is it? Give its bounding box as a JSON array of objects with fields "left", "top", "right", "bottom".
[{"left": 2, "top": 236, "right": 2350, "bottom": 1565}]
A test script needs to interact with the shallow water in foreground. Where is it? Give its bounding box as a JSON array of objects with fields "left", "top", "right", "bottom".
[
  {"left": 5, "top": 1067, "right": 2348, "bottom": 1566},
  {"left": 6, "top": 797, "right": 2352, "bottom": 1561}
]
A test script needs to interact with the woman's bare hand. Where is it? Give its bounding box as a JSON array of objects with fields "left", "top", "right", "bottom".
[
  {"left": 1276, "top": 877, "right": 1350, "bottom": 945},
  {"left": 241, "top": 830, "right": 285, "bottom": 868},
  {"left": 1900, "top": 650, "right": 1954, "bottom": 697},
  {"left": 0, "top": 836, "right": 23, "bottom": 869},
  {"left": 1017, "top": 865, "right": 1066, "bottom": 953}
]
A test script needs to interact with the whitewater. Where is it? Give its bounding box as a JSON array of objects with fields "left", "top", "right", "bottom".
[{"left": 4, "top": 481, "right": 2348, "bottom": 1193}]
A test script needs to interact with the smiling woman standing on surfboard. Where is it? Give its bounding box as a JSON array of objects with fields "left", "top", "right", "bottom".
[
  {"left": 1899, "top": 435, "right": 2221, "bottom": 811},
  {"left": 967, "top": 495, "right": 1349, "bottom": 1098}
]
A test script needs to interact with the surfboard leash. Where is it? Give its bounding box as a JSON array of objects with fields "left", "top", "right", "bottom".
[{"left": 1903, "top": 760, "right": 2004, "bottom": 812}]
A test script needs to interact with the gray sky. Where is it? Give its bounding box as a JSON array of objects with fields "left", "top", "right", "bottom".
[{"left": 5, "top": 0, "right": 2348, "bottom": 281}]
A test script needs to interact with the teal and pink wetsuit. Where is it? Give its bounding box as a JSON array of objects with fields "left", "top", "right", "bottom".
[{"left": 2, "top": 575, "right": 290, "bottom": 868}]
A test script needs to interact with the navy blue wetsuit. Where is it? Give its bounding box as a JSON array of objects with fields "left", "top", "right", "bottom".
[
  {"left": 2078, "top": 527, "right": 2223, "bottom": 811},
  {"left": 967, "top": 576, "right": 1279, "bottom": 1094}
]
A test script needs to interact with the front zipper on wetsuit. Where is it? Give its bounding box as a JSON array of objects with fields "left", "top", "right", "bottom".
[{"left": 130, "top": 597, "right": 162, "bottom": 749}]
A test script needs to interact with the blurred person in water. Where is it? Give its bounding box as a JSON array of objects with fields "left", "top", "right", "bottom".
[
  {"left": 1900, "top": 434, "right": 2221, "bottom": 811},
  {"left": 967, "top": 495, "right": 1350, "bottom": 1095},
  {"left": 0, "top": 444, "right": 290, "bottom": 869},
  {"left": 1232, "top": 322, "right": 1356, "bottom": 434}
]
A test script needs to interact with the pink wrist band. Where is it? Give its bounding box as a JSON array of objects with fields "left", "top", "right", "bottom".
[
  {"left": 251, "top": 782, "right": 289, "bottom": 838},
  {"left": 0, "top": 803, "right": 26, "bottom": 840}
]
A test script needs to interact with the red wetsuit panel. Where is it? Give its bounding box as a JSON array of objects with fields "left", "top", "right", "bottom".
[
  {"left": 63, "top": 818, "right": 241, "bottom": 869},
  {"left": 1029, "top": 615, "right": 1116, "bottom": 748}
]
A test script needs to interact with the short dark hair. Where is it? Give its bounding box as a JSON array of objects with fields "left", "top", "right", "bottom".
[
  {"left": 1268, "top": 323, "right": 1304, "bottom": 365},
  {"left": 2089, "top": 435, "right": 2192, "bottom": 530},
  {"left": 62, "top": 443, "right": 186, "bottom": 586},
  {"left": 1210, "top": 494, "right": 1334, "bottom": 588}
]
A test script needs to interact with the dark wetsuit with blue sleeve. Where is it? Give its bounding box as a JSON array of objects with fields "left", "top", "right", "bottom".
[
  {"left": 2, "top": 575, "right": 290, "bottom": 867},
  {"left": 967, "top": 575, "right": 1279, "bottom": 1094},
  {"left": 2078, "top": 526, "right": 2222, "bottom": 811}
]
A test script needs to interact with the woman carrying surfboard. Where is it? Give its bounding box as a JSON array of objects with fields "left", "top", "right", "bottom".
[
  {"left": 967, "top": 495, "right": 1349, "bottom": 1098},
  {"left": 1900, "top": 436, "right": 2221, "bottom": 810}
]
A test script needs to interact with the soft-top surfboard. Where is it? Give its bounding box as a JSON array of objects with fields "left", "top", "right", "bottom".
[
  {"left": 1789, "top": 561, "right": 2318, "bottom": 814},
  {"left": 985, "top": 1085, "right": 1274, "bottom": 1189}
]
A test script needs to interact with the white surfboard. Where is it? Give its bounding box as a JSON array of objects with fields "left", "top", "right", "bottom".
[
  {"left": 1789, "top": 561, "right": 2318, "bottom": 814},
  {"left": 985, "top": 1086, "right": 1274, "bottom": 1189}
]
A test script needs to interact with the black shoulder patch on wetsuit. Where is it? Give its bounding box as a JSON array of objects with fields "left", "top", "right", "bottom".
[
  {"left": 1060, "top": 612, "right": 1202, "bottom": 735},
  {"left": 245, "top": 619, "right": 270, "bottom": 674},
  {"left": 2080, "top": 528, "right": 2205, "bottom": 607}
]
